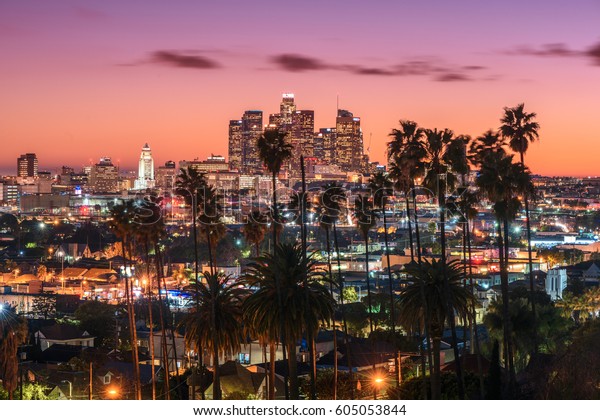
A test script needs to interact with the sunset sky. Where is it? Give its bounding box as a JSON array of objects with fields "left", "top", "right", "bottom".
[{"left": 1, "top": 0, "right": 599, "bottom": 176}]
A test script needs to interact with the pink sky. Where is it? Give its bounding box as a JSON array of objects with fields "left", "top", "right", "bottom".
[{"left": 1, "top": 0, "right": 599, "bottom": 176}]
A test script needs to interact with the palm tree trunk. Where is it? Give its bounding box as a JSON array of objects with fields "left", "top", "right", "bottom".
[
  {"left": 156, "top": 247, "right": 179, "bottom": 399},
  {"left": 520, "top": 151, "right": 538, "bottom": 353},
  {"left": 269, "top": 341, "right": 275, "bottom": 399},
  {"left": 122, "top": 239, "right": 141, "bottom": 400},
  {"left": 325, "top": 228, "right": 338, "bottom": 400},
  {"left": 405, "top": 196, "right": 414, "bottom": 261},
  {"left": 288, "top": 341, "right": 299, "bottom": 399},
  {"left": 466, "top": 219, "right": 485, "bottom": 399},
  {"left": 431, "top": 336, "right": 442, "bottom": 400},
  {"left": 144, "top": 242, "right": 156, "bottom": 400},
  {"left": 300, "top": 156, "right": 316, "bottom": 400},
  {"left": 191, "top": 199, "right": 199, "bottom": 400},
  {"left": 206, "top": 229, "right": 215, "bottom": 275},
  {"left": 503, "top": 219, "right": 517, "bottom": 395},
  {"left": 497, "top": 221, "right": 512, "bottom": 397},
  {"left": 411, "top": 184, "right": 434, "bottom": 385},
  {"left": 209, "top": 274, "right": 221, "bottom": 400},
  {"left": 438, "top": 182, "right": 465, "bottom": 399},
  {"left": 365, "top": 234, "right": 374, "bottom": 334},
  {"left": 333, "top": 222, "right": 354, "bottom": 399},
  {"left": 382, "top": 201, "right": 399, "bottom": 387},
  {"left": 271, "top": 171, "right": 289, "bottom": 400}
]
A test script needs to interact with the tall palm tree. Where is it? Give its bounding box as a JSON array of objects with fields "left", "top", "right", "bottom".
[
  {"left": 242, "top": 209, "right": 268, "bottom": 257},
  {"left": 468, "top": 130, "right": 506, "bottom": 168},
  {"left": 175, "top": 167, "right": 207, "bottom": 398},
  {"left": 388, "top": 157, "right": 415, "bottom": 260},
  {"left": 397, "top": 259, "right": 476, "bottom": 399},
  {"left": 256, "top": 127, "right": 293, "bottom": 399},
  {"left": 421, "top": 128, "right": 465, "bottom": 398},
  {"left": 500, "top": 103, "right": 540, "bottom": 346},
  {"left": 368, "top": 171, "right": 401, "bottom": 386},
  {"left": 181, "top": 272, "right": 249, "bottom": 400},
  {"left": 387, "top": 120, "right": 431, "bottom": 396},
  {"left": 198, "top": 184, "right": 226, "bottom": 274},
  {"left": 0, "top": 305, "right": 28, "bottom": 399},
  {"left": 109, "top": 200, "right": 142, "bottom": 399},
  {"left": 319, "top": 182, "right": 353, "bottom": 398},
  {"left": 476, "top": 151, "right": 534, "bottom": 396},
  {"left": 243, "top": 244, "right": 335, "bottom": 400},
  {"left": 353, "top": 194, "right": 379, "bottom": 335},
  {"left": 175, "top": 167, "right": 207, "bottom": 287}
]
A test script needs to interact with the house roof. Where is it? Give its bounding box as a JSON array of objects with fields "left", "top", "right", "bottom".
[
  {"left": 103, "top": 361, "right": 162, "bottom": 384},
  {"left": 38, "top": 324, "right": 91, "bottom": 341},
  {"left": 38, "top": 344, "right": 85, "bottom": 363}
]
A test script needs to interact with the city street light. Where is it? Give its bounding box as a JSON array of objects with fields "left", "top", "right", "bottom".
[{"left": 57, "top": 250, "right": 65, "bottom": 291}]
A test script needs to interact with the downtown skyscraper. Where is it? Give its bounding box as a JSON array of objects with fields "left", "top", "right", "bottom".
[
  {"left": 134, "top": 143, "right": 155, "bottom": 190},
  {"left": 228, "top": 94, "right": 367, "bottom": 175},
  {"left": 17, "top": 153, "right": 38, "bottom": 177}
]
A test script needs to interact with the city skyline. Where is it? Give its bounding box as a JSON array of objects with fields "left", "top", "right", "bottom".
[{"left": 1, "top": 0, "right": 599, "bottom": 176}]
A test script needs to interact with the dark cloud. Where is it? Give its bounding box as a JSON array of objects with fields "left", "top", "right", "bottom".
[
  {"left": 510, "top": 43, "right": 579, "bottom": 57},
  {"left": 271, "top": 54, "right": 329, "bottom": 71},
  {"left": 150, "top": 50, "right": 221, "bottom": 69},
  {"left": 352, "top": 67, "right": 397, "bottom": 76},
  {"left": 436, "top": 73, "right": 470, "bottom": 82},
  {"left": 505, "top": 40, "right": 600, "bottom": 66},
  {"left": 585, "top": 42, "right": 600, "bottom": 65},
  {"left": 271, "top": 53, "right": 482, "bottom": 81}
]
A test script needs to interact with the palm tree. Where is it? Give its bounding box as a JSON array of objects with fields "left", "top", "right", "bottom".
[
  {"left": 198, "top": 184, "right": 226, "bottom": 274},
  {"left": 421, "top": 127, "right": 465, "bottom": 398},
  {"left": 243, "top": 244, "right": 335, "bottom": 400},
  {"left": 0, "top": 305, "right": 28, "bottom": 399},
  {"left": 181, "top": 272, "right": 249, "bottom": 400},
  {"left": 468, "top": 130, "right": 506, "bottom": 167},
  {"left": 175, "top": 167, "right": 206, "bottom": 291},
  {"left": 256, "top": 127, "right": 293, "bottom": 399},
  {"left": 257, "top": 128, "right": 293, "bottom": 248},
  {"left": 387, "top": 120, "right": 431, "bottom": 397},
  {"left": 353, "top": 194, "right": 379, "bottom": 334},
  {"left": 476, "top": 150, "right": 534, "bottom": 396},
  {"left": 175, "top": 167, "right": 207, "bottom": 399},
  {"left": 500, "top": 103, "right": 540, "bottom": 347},
  {"left": 368, "top": 171, "right": 401, "bottom": 386},
  {"left": 109, "top": 200, "right": 142, "bottom": 399},
  {"left": 242, "top": 209, "right": 268, "bottom": 257},
  {"left": 397, "top": 259, "right": 476, "bottom": 399},
  {"left": 319, "top": 182, "right": 354, "bottom": 398}
]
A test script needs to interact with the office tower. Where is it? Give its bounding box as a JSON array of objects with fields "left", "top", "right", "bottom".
[
  {"left": 89, "top": 157, "right": 119, "bottom": 193},
  {"left": 279, "top": 93, "right": 296, "bottom": 128},
  {"left": 134, "top": 143, "right": 155, "bottom": 190},
  {"left": 17, "top": 153, "right": 38, "bottom": 177},
  {"left": 241, "top": 110, "right": 263, "bottom": 174},
  {"left": 289, "top": 110, "right": 315, "bottom": 176},
  {"left": 228, "top": 120, "right": 243, "bottom": 172},
  {"left": 315, "top": 128, "right": 336, "bottom": 164},
  {"left": 335, "top": 109, "right": 364, "bottom": 172},
  {"left": 156, "top": 160, "right": 177, "bottom": 190}
]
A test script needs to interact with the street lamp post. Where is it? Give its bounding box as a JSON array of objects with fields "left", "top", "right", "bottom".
[{"left": 57, "top": 250, "right": 65, "bottom": 291}]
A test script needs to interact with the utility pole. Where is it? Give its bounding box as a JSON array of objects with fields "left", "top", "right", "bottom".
[{"left": 89, "top": 362, "right": 93, "bottom": 400}]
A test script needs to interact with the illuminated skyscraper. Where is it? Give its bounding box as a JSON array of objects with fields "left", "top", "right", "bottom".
[
  {"left": 134, "top": 143, "right": 155, "bottom": 190},
  {"left": 89, "top": 157, "right": 119, "bottom": 193},
  {"left": 335, "top": 109, "right": 363, "bottom": 172},
  {"left": 289, "top": 110, "right": 314, "bottom": 175},
  {"left": 228, "top": 120, "right": 243, "bottom": 172},
  {"left": 17, "top": 153, "right": 38, "bottom": 177},
  {"left": 279, "top": 93, "right": 296, "bottom": 128},
  {"left": 314, "top": 128, "right": 336, "bottom": 164},
  {"left": 241, "top": 110, "right": 263, "bottom": 174}
]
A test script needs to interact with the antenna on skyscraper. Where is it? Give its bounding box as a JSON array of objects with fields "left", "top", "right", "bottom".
[
  {"left": 367, "top": 132, "right": 372, "bottom": 154},
  {"left": 336, "top": 94, "right": 339, "bottom": 114}
]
